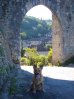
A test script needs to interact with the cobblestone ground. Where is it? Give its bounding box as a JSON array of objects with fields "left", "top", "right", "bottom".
[{"left": 11, "top": 66, "right": 74, "bottom": 99}]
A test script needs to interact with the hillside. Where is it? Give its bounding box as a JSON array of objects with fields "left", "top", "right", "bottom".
[{"left": 20, "top": 16, "right": 52, "bottom": 40}]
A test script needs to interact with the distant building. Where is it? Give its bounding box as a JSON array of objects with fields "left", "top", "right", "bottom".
[{"left": 21, "top": 33, "right": 52, "bottom": 51}]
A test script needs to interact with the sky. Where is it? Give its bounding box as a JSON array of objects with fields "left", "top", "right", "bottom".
[{"left": 26, "top": 5, "right": 52, "bottom": 20}]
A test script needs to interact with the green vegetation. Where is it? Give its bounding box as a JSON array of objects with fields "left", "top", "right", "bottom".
[
  {"left": 20, "top": 48, "right": 53, "bottom": 66},
  {"left": 21, "top": 57, "right": 30, "bottom": 65},
  {"left": 63, "top": 56, "right": 74, "bottom": 65},
  {"left": 53, "top": 56, "right": 74, "bottom": 66},
  {"left": 48, "top": 48, "right": 52, "bottom": 63},
  {"left": 20, "top": 16, "right": 52, "bottom": 40}
]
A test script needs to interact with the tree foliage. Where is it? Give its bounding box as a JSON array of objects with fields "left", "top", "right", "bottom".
[
  {"left": 20, "top": 48, "right": 53, "bottom": 66},
  {"left": 47, "top": 48, "right": 52, "bottom": 63},
  {"left": 20, "top": 16, "right": 52, "bottom": 40}
]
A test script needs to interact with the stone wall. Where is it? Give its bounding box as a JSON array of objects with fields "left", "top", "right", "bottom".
[
  {"left": 52, "top": 14, "right": 64, "bottom": 64},
  {"left": 60, "top": 0, "right": 74, "bottom": 61},
  {"left": 51, "top": 0, "right": 74, "bottom": 64}
]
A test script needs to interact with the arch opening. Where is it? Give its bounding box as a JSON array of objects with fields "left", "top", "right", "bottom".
[
  {"left": 20, "top": 4, "right": 63, "bottom": 66},
  {"left": 20, "top": 5, "right": 52, "bottom": 66}
]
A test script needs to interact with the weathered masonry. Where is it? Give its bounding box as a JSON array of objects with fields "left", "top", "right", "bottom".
[{"left": 0, "top": 0, "right": 74, "bottom": 67}]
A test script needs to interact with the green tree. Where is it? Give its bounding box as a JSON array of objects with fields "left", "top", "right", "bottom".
[{"left": 20, "top": 16, "right": 52, "bottom": 40}]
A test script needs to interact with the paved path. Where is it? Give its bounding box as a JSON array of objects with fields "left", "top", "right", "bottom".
[
  {"left": 21, "top": 66, "right": 74, "bottom": 81},
  {"left": 13, "top": 66, "right": 74, "bottom": 99}
]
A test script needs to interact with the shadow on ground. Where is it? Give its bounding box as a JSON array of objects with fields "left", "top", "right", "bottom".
[{"left": 10, "top": 68, "right": 74, "bottom": 99}]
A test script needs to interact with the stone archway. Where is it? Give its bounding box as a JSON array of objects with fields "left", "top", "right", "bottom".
[
  {"left": 23, "top": 1, "right": 64, "bottom": 64},
  {"left": 0, "top": 0, "right": 74, "bottom": 66}
]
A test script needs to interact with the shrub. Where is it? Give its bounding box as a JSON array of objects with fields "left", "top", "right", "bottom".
[
  {"left": 21, "top": 48, "right": 52, "bottom": 66},
  {"left": 20, "top": 57, "right": 30, "bottom": 65},
  {"left": 25, "top": 48, "right": 39, "bottom": 65},
  {"left": 47, "top": 48, "right": 52, "bottom": 63},
  {"left": 38, "top": 55, "right": 48, "bottom": 66},
  {"left": 20, "top": 57, "right": 26, "bottom": 63}
]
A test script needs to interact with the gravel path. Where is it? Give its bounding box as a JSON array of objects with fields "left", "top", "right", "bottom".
[{"left": 13, "top": 66, "right": 74, "bottom": 99}]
